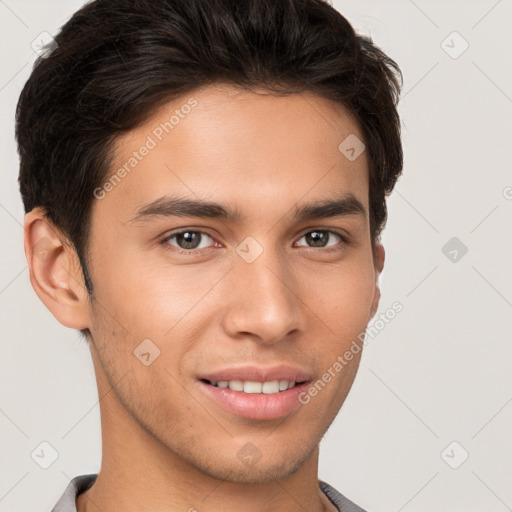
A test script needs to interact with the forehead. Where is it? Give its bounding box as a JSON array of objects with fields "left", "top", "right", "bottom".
[{"left": 94, "top": 83, "right": 369, "bottom": 224}]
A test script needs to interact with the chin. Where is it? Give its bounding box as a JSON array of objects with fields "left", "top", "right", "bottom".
[
  {"left": 185, "top": 443, "right": 315, "bottom": 484},
  {"left": 205, "top": 459, "right": 304, "bottom": 484}
]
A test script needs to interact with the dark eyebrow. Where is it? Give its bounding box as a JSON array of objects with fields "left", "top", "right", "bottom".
[
  {"left": 294, "top": 194, "right": 366, "bottom": 222},
  {"left": 128, "top": 196, "right": 244, "bottom": 224},
  {"left": 127, "top": 193, "right": 366, "bottom": 224}
]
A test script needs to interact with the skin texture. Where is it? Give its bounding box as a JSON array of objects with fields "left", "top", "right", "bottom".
[{"left": 24, "top": 83, "right": 384, "bottom": 512}]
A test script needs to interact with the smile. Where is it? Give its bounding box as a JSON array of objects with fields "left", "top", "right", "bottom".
[
  {"left": 197, "top": 365, "right": 312, "bottom": 420},
  {"left": 203, "top": 379, "right": 302, "bottom": 394}
]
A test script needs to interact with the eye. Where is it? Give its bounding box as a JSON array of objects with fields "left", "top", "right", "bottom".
[
  {"left": 162, "top": 230, "right": 216, "bottom": 253},
  {"left": 160, "top": 228, "right": 349, "bottom": 256},
  {"left": 295, "top": 230, "right": 347, "bottom": 250}
]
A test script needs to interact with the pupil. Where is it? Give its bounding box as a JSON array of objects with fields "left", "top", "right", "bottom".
[
  {"left": 307, "top": 231, "right": 327, "bottom": 247},
  {"left": 178, "top": 232, "right": 200, "bottom": 249}
]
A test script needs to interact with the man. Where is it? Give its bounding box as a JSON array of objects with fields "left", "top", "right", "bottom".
[{"left": 17, "top": 0, "right": 403, "bottom": 510}]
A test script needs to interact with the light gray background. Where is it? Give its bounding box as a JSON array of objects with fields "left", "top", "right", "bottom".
[{"left": 1, "top": 1, "right": 511, "bottom": 511}]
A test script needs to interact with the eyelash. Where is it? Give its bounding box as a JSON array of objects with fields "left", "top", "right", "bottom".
[{"left": 159, "top": 228, "right": 350, "bottom": 256}]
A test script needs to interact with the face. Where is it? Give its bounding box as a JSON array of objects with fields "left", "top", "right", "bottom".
[{"left": 80, "top": 84, "right": 382, "bottom": 482}]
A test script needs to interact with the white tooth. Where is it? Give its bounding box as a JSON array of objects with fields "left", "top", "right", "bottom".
[
  {"left": 217, "top": 381, "right": 228, "bottom": 388},
  {"left": 288, "top": 380, "right": 296, "bottom": 389},
  {"left": 229, "top": 380, "right": 244, "bottom": 391},
  {"left": 279, "top": 380, "right": 289, "bottom": 391},
  {"left": 262, "top": 380, "right": 280, "bottom": 394},
  {"left": 243, "top": 381, "right": 262, "bottom": 393}
]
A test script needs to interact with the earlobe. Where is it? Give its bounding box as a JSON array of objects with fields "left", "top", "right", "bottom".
[
  {"left": 369, "top": 242, "right": 385, "bottom": 320},
  {"left": 24, "top": 208, "right": 90, "bottom": 330}
]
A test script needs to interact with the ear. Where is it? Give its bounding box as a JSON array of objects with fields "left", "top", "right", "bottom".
[
  {"left": 369, "top": 241, "right": 385, "bottom": 320},
  {"left": 24, "top": 207, "right": 91, "bottom": 330}
]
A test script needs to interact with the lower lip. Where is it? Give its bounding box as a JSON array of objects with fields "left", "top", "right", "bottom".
[{"left": 198, "top": 380, "right": 309, "bottom": 421}]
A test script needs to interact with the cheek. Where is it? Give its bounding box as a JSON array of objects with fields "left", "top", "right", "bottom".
[
  {"left": 131, "top": 260, "right": 232, "bottom": 337},
  {"left": 300, "top": 259, "right": 376, "bottom": 337},
  {"left": 90, "top": 242, "right": 221, "bottom": 332},
  {"left": 333, "top": 277, "right": 375, "bottom": 331}
]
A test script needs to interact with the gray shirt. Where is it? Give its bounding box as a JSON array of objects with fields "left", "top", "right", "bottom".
[{"left": 51, "top": 474, "right": 367, "bottom": 512}]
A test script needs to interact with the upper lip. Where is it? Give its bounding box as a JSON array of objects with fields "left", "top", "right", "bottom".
[{"left": 198, "top": 365, "right": 312, "bottom": 383}]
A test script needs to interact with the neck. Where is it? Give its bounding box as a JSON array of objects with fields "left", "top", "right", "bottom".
[{"left": 76, "top": 440, "right": 335, "bottom": 512}]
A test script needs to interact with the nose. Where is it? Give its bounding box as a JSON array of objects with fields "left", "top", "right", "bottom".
[{"left": 221, "top": 244, "right": 306, "bottom": 345}]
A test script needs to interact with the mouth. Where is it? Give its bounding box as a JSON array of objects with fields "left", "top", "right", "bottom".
[
  {"left": 200, "top": 378, "right": 306, "bottom": 394},
  {"left": 196, "top": 365, "right": 312, "bottom": 421}
]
